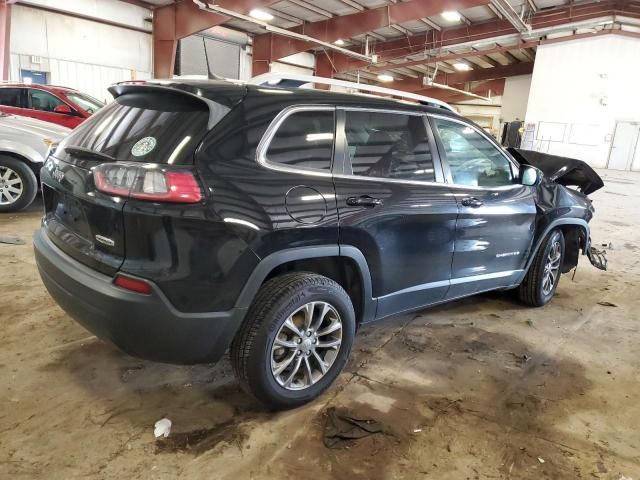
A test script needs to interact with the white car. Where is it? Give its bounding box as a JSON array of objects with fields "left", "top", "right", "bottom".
[{"left": 0, "top": 113, "right": 69, "bottom": 211}]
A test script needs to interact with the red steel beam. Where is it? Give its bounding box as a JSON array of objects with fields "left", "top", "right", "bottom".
[
  {"left": 320, "top": 0, "right": 638, "bottom": 75},
  {"left": 253, "top": 0, "right": 490, "bottom": 75},
  {"left": 153, "top": 0, "right": 278, "bottom": 78},
  {"left": 386, "top": 61, "right": 533, "bottom": 93},
  {"left": 368, "top": 40, "right": 539, "bottom": 73},
  {"left": 0, "top": 0, "right": 14, "bottom": 81}
]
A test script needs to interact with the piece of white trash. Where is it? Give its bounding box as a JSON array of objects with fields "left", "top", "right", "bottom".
[
  {"left": 154, "top": 418, "right": 172, "bottom": 438},
  {"left": 538, "top": 457, "right": 545, "bottom": 464}
]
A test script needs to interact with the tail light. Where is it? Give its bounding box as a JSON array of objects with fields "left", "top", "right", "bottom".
[{"left": 93, "top": 163, "right": 202, "bottom": 203}]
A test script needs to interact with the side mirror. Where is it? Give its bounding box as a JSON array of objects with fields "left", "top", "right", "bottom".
[
  {"left": 53, "top": 104, "right": 74, "bottom": 115},
  {"left": 521, "top": 164, "right": 542, "bottom": 186}
]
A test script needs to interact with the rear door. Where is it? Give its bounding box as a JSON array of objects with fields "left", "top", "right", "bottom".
[
  {"left": 332, "top": 108, "right": 458, "bottom": 320},
  {"left": 429, "top": 115, "right": 537, "bottom": 298},
  {"left": 41, "top": 89, "right": 214, "bottom": 275}
]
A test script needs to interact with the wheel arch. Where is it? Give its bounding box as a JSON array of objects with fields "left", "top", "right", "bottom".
[
  {"left": 0, "top": 150, "right": 42, "bottom": 179},
  {"left": 522, "top": 219, "right": 590, "bottom": 278},
  {"left": 233, "top": 245, "right": 376, "bottom": 325}
]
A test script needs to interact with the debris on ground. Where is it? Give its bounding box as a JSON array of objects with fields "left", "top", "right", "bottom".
[
  {"left": 597, "top": 301, "right": 618, "bottom": 307},
  {"left": 525, "top": 319, "right": 534, "bottom": 327},
  {"left": 0, "top": 235, "right": 25, "bottom": 245},
  {"left": 538, "top": 457, "right": 545, "bottom": 463},
  {"left": 154, "top": 418, "right": 172, "bottom": 439},
  {"left": 323, "top": 407, "right": 383, "bottom": 449}
]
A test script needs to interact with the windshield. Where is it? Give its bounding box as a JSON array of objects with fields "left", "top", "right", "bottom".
[{"left": 66, "top": 92, "right": 105, "bottom": 114}]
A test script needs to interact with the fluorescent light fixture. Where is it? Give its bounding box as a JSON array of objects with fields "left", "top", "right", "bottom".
[
  {"left": 334, "top": 39, "right": 345, "bottom": 46},
  {"left": 441, "top": 10, "right": 461, "bottom": 22},
  {"left": 249, "top": 9, "right": 274, "bottom": 21},
  {"left": 453, "top": 62, "right": 472, "bottom": 71},
  {"left": 377, "top": 74, "right": 394, "bottom": 82}
]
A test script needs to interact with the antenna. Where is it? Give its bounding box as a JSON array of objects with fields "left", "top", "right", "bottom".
[{"left": 202, "top": 37, "right": 215, "bottom": 80}]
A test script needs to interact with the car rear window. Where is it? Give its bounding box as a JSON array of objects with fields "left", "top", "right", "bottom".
[{"left": 55, "top": 91, "right": 215, "bottom": 165}]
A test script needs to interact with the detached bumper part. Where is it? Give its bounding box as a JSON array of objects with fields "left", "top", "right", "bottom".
[
  {"left": 33, "top": 228, "right": 246, "bottom": 364},
  {"left": 587, "top": 244, "right": 607, "bottom": 271}
]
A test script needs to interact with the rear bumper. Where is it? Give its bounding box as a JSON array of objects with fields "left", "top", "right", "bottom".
[{"left": 33, "top": 228, "right": 247, "bottom": 364}]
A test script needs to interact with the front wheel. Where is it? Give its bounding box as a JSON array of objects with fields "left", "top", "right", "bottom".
[
  {"left": 230, "top": 272, "right": 356, "bottom": 410},
  {"left": 518, "top": 229, "right": 565, "bottom": 307}
]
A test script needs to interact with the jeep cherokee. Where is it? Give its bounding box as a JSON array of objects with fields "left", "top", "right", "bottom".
[{"left": 33, "top": 77, "right": 606, "bottom": 409}]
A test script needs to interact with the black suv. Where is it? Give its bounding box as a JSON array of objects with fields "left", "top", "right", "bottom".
[{"left": 33, "top": 79, "right": 605, "bottom": 409}]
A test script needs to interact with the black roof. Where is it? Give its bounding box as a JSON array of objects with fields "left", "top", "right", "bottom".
[{"left": 109, "top": 79, "right": 459, "bottom": 118}]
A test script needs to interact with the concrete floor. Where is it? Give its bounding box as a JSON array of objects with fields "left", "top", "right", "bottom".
[{"left": 1, "top": 170, "right": 639, "bottom": 479}]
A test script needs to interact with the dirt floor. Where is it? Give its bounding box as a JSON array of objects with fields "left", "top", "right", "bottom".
[{"left": 1, "top": 170, "right": 639, "bottom": 480}]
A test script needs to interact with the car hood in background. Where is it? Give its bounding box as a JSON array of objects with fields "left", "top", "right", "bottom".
[
  {"left": 507, "top": 148, "right": 604, "bottom": 195},
  {"left": 0, "top": 113, "right": 70, "bottom": 142}
]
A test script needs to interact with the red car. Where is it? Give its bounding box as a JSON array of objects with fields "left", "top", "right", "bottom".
[{"left": 0, "top": 84, "right": 105, "bottom": 129}]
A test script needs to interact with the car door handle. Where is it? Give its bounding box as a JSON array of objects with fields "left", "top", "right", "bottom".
[
  {"left": 346, "top": 196, "right": 384, "bottom": 207},
  {"left": 461, "top": 197, "right": 484, "bottom": 208}
]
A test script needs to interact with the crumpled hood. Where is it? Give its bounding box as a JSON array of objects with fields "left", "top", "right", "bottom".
[{"left": 507, "top": 148, "right": 604, "bottom": 195}]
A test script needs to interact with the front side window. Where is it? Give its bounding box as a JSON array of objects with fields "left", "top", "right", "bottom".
[
  {"left": 0, "top": 88, "right": 22, "bottom": 107},
  {"left": 344, "top": 110, "right": 435, "bottom": 182},
  {"left": 433, "top": 118, "right": 514, "bottom": 187},
  {"left": 29, "top": 89, "right": 67, "bottom": 112},
  {"left": 66, "top": 92, "right": 105, "bottom": 115},
  {"left": 265, "top": 110, "right": 334, "bottom": 172}
]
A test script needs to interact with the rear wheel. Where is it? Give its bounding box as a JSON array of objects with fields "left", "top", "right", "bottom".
[
  {"left": 0, "top": 156, "right": 38, "bottom": 213},
  {"left": 230, "top": 272, "right": 356, "bottom": 410},
  {"left": 518, "top": 229, "right": 565, "bottom": 307}
]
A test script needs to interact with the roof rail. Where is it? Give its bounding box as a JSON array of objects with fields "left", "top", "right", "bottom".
[{"left": 249, "top": 73, "right": 457, "bottom": 113}]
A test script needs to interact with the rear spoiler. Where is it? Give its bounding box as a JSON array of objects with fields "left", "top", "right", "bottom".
[
  {"left": 508, "top": 148, "right": 604, "bottom": 195},
  {"left": 109, "top": 81, "right": 242, "bottom": 130}
]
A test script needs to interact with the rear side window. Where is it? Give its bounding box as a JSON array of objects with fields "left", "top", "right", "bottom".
[
  {"left": 56, "top": 92, "right": 213, "bottom": 164},
  {"left": 265, "top": 110, "right": 334, "bottom": 171},
  {"left": 344, "top": 110, "right": 435, "bottom": 182},
  {"left": 0, "top": 88, "right": 22, "bottom": 107},
  {"left": 29, "top": 89, "right": 66, "bottom": 112}
]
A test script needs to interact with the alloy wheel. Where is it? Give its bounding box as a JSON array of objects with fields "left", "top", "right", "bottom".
[
  {"left": 270, "top": 301, "right": 343, "bottom": 390},
  {"left": 542, "top": 240, "right": 562, "bottom": 295},
  {"left": 0, "top": 166, "right": 24, "bottom": 206}
]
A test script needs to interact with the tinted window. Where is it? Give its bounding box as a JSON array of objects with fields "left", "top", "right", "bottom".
[
  {"left": 55, "top": 92, "right": 216, "bottom": 164},
  {"left": 434, "top": 118, "right": 514, "bottom": 187},
  {"left": 29, "top": 89, "right": 66, "bottom": 112},
  {"left": 266, "top": 110, "right": 334, "bottom": 171},
  {"left": 0, "top": 88, "right": 22, "bottom": 107},
  {"left": 344, "top": 111, "right": 435, "bottom": 182}
]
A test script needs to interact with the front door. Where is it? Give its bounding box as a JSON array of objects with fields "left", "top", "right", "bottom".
[
  {"left": 608, "top": 121, "right": 640, "bottom": 171},
  {"left": 332, "top": 108, "right": 458, "bottom": 320},
  {"left": 430, "top": 115, "right": 537, "bottom": 299}
]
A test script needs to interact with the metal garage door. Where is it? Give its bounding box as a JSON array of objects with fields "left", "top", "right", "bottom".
[{"left": 178, "top": 35, "right": 241, "bottom": 80}]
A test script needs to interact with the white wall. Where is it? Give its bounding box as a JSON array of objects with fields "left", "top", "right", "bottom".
[
  {"left": 524, "top": 34, "right": 640, "bottom": 168},
  {"left": 501, "top": 74, "right": 531, "bottom": 122},
  {"left": 9, "top": 3, "right": 151, "bottom": 101}
]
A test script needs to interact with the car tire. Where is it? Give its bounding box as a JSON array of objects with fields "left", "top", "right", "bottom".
[
  {"left": 0, "top": 156, "right": 38, "bottom": 213},
  {"left": 518, "top": 229, "right": 565, "bottom": 307},
  {"left": 230, "top": 272, "right": 356, "bottom": 410}
]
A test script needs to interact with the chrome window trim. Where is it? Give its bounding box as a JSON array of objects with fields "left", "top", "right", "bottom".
[
  {"left": 429, "top": 113, "right": 523, "bottom": 191},
  {"left": 256, "top": 104, "right": 335, "bottom": 178}
]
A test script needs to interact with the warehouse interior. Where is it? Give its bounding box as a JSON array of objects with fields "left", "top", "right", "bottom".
[{"left": 1, "top": 0, "right": 639, "bottom": 478}]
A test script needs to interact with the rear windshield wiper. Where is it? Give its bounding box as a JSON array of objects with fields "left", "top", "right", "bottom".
[{"left": 64, "top": 146, "right": 116, "bottom": 163}]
